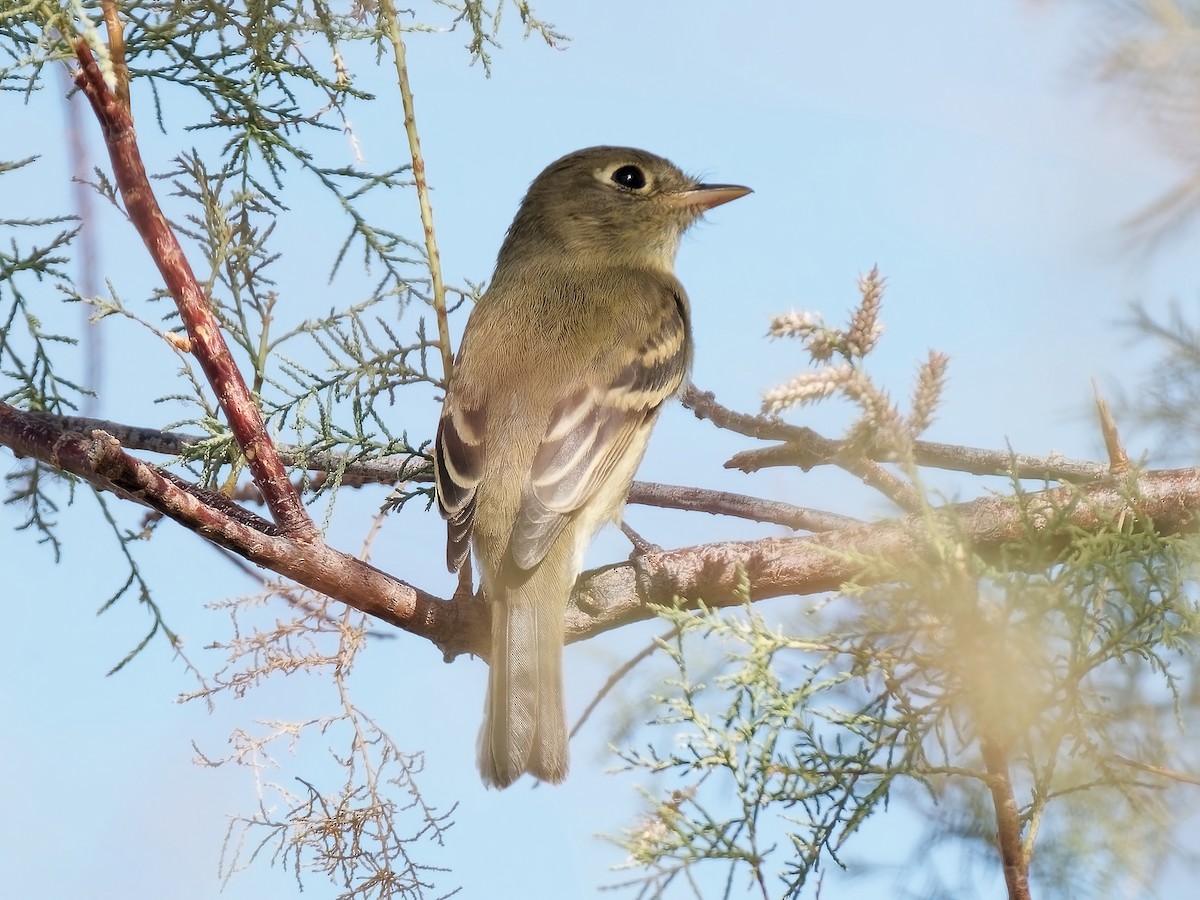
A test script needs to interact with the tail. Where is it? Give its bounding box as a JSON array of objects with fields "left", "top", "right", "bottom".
[{"left": 478, "top": 560, "right": 570, "bottom": 788}]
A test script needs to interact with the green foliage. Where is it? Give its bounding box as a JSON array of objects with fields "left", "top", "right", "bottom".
[
  {"left": 608, "top": 276, "right": 1200, "bottom": 898},
  {"left": 0, "top": 192, "right": 83, "bottom": 413},
  {"left": 1124, "top": 300, "right": 1200, "bottom": 460},
  {"left": 2, "top": 2, "right": 514, "bottom": 490},
  {"left": 613, "top": 476, "right": 1200, "bottom": 899},
  {"left": 1, "top": 160, "right": 83, "bottom": 556},
  {"left": 3, "top": 4, "right": 1199, "bottom": 900},
  {"left": 0, "top": 4, "right": 555, "bottom": 896}
]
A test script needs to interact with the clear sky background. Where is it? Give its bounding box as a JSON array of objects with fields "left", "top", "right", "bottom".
[{"left": 2, "top": 2, "right": 1196, "bottom": 898}]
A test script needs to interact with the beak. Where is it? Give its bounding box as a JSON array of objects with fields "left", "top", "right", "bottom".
[{"left": 675, "top": 182, "right": 753, "bottom": 211}]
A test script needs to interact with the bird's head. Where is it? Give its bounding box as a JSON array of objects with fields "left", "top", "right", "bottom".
[{"left": 499, "top": 146, "right": 751, "bottom": 273}]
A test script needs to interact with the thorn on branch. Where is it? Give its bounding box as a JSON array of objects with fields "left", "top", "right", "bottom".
[{"left": 1093, "top": 379, "right": 1132, "bottom": 475}]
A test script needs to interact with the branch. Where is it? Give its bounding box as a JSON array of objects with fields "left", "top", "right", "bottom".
[
  {"left": 564, "top": 466, "right": 1200, "bottom": 639},
  {"left": 625, "top": 482, "right": 860, "bottom": 532},
  {"left": 71, "top": 38, "right": 316, "bottom": 541},
  {"left": 686, "top": 384, "right": 1110, "bottom": 483},
  {"left": 0, "top": 401, "right": 483, "bottom": 659},
  {"left": 8, "top": 401, "right": 1200, "bottom": 657},
  {"left": 25, "top": 413, "right": 431, "bottom": 484},
  {"left": 981, "top": 740, "right": 1032, "bottom": 900},
  {"left": 836, "top": 456, "right": 922, "bottom": 511},
  {"left": 24, "top": 413, "right": 850, "bottom": 532}
]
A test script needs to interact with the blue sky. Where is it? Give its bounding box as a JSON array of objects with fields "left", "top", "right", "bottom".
[{"left": 2, "top": 2, "right": 1196, "bottom": 898}]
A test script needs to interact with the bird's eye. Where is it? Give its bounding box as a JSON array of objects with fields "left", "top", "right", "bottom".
[{"left": 611, "top": 165, "right": 648, "bottom": 191}]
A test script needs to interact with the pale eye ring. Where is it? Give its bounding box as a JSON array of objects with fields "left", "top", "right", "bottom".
[{"left": 611, "top": 164, "right": 648, "bottom": 191}]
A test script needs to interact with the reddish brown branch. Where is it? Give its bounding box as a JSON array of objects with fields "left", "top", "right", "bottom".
[
  {"left": 981, "top": 740, "right": 1032, "bottom": 900},
  {"left": 70, "top": 39, "right": 315, "bottom": 541},
  {"left": 0, "top": 401, "right": 482, "bottom": 659},
  {"left": 726, "top": 438, "right": 1110, "bottom": 483},
  {"left": 26, "top": 412, "right": 432, "bottom": 485}
]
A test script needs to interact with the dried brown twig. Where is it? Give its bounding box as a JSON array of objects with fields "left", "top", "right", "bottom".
[{"left": 686, "top": 384, "right": 1110, "bottom": 483}]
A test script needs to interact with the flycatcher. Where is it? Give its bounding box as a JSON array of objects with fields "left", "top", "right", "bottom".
[{"left": 435, "top": 146, "right": 750, "bottom": 788}]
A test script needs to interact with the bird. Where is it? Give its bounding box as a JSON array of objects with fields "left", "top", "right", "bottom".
[{"left": 434, "top": 146, "right": 750, "bottom": 788}]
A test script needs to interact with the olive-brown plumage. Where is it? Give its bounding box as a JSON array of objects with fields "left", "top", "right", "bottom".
[{"left": 434, "top": 146, "right": 749, "bottom": 788}]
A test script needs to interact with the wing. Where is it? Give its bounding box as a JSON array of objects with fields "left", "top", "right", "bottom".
[
  {"left": 435, "top": 400, "right": 485, "bottom": 572},
  {"left": 507, "top": 288, "right": 691, "bottom": 571}
]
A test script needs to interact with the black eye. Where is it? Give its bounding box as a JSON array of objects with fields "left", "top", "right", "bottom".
[{"left": 611, "top": 165, "right": 647, "bottom": 190}]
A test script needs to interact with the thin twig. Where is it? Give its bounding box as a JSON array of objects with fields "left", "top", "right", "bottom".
[
  {"left": 627, "top": 482, "right": 860, "bottom": 532},
  {"left": 1111, "top": 754, "right": 1200, "bottom": 787},
  {"left": 569, "top": 630, "right": 673, "bottom": 739},
  {"left": 684, "top": 383, "right": 798, "bottom": 441},
  {"left": 838, "top": 456, "right": 922, "bottom": 512},
  {"left": 378, "top": 0, "right": 454, "bottom": 384}
]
